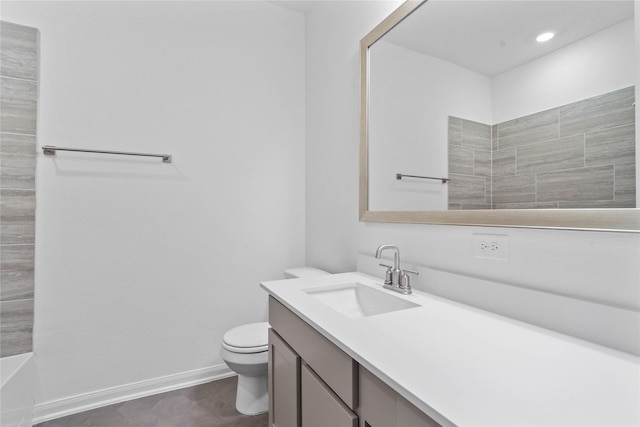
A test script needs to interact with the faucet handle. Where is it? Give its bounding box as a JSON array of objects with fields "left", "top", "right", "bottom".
[
  {"left": 378, "top": 263, "right": 393, "bottom": 285},
  {"left": 399, "top": 269, "right": 418, "bottom": 293}
]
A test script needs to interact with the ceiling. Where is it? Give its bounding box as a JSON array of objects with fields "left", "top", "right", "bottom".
[
  {"left": 382, "top": 0, "right": 634, "bottom": 76},
  {"left": 269, "top": 0, "right": 315, "bottom": 14}
]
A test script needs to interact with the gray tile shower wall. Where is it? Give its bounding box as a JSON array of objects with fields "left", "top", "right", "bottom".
[
  {"left": 448, "top": 86, "right": 636, "bottom": 209},
  {"left": 0, "top": 20, "right": 38, "bottom": 357},
  {"left": 448, "top": 117, "right": 492, "bottom": 209}
]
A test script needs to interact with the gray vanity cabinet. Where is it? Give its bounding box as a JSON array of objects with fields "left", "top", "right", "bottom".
[
  {"left": 268, "top": 296, "right": 437, "bottom": 427},
  {"left": 268, "top": 296, "right": 358, "bottom": 427},
  {"left": 359, "top": 367, "right": 441, "bottom": 427}
]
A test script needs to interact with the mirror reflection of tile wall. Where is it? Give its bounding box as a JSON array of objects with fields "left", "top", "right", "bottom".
[{"left": 448, "top": 86, "right": 636, "bottom": 210}]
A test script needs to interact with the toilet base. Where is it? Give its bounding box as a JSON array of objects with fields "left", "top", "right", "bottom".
[{"left": 235, "top": 373, "right": 268, "bottom": 415}]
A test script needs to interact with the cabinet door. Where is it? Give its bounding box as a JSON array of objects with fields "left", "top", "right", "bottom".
[
  {"left": 359, "top": 366, "right": 441, "bottom": 427},
  {"left": 301, "top": 363, "right": 358, "bottom": 427},
  {"left": 269, "top": 329, "right": 300, "bottom": 427}
]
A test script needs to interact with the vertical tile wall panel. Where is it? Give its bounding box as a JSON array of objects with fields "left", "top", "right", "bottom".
[
  {"left": 0, "top": 77, "right": 38, "bottom": 135},
  {"left": 448, "top": 117, "right": 491, "bottom": 207},
  {"left": 448, "top": 145, "right": 474, "bottom": 175},
  {"left": 448, "top": 174, "right": 487, "bottom": 206},
  {"left": 448, "top": 117, "right": 462, "bottom": 146},
  {"left": 0, "top": 244, "right": 35, "bottom": 300},
  {"left": 0, "top": 299, "right": 34, "bottom": 357},
  {"left": 0, "top": 133, "right": 36, "bottom": 189},
  {"left": 0, "top": 189, "right": 36, "bottom": 244},
  {"left": 0, "top": 20, "right": 38, "bottom": 81},
  {"left": 492, "top": 148, "right": 516, "bottom": 177},
  {"left": 491, "top": 124, "right": 498, "bottom": 151},
  {"left": 614, "top": 162, "right": 637, "bottom": 203},
  {"left": 0, "top": 20, "right": 38, "bottom": 357},
  {"left": 473, "top": 149, "right": 491, "bottom": 177},
  {"left": 461, "top": 118, "right": 491, "bottom": 150}
]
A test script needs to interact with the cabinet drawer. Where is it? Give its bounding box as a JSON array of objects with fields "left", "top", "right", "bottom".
[
  {"left": 301, "top": 362, "right": 358, "bottom": 427},
  {"left": 269, "top": 296, "right": 357, "bottom": 409}
]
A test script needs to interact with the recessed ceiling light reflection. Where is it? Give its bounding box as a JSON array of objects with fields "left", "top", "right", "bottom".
[{"left": 536, "top": 32, "right": 555, "bottom": 42}]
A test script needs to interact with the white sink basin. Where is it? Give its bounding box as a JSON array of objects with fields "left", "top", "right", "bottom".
[{"left": 304, "top": 282, "right": 420, "bottom": 318}]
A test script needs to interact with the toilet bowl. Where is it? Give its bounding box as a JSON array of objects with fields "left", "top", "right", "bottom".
[
  {"left": 220, "top": 267, "right": 329, "bottom": 415},
  {"left": 220, "top": 322, "right": 269, "bottom": 415}
]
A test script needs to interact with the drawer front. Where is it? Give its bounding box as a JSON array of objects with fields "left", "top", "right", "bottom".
[
  {"left": 301, "top": 362, "right": 358, "bottom": 427},
  {"left": 269, "top": 296, "right": 357, "bottom": 409}
]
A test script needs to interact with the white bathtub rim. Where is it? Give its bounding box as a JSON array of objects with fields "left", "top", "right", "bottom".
[
  {"left": 1, "top": 352, "right": 35, "bottom": 427},
  {"left": 0, "top": 353, "right": 34, "bottom": 389},
  {"left": 33, "top": 363, "right": 233, "bottom": 424}
]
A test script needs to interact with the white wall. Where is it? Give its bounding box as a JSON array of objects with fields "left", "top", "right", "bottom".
[
  {"left": 369, "top": 41, "right": 491, "bottom": 211},
  {"left": 305, "top": 0, "right": 398, "bottom": 273},
  {"left": 1, "top": 0, "right": 305, "bottom": 416},
  {"left": 305, "top": 0, "right": 639, "bottom": 345},
  {"left": 492, "top": 18, "right": 636, "bottom": 123}
]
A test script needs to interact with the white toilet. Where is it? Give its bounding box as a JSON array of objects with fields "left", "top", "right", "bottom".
[{"left": 220, "top": 267, "right": 329, "bottom": 415}]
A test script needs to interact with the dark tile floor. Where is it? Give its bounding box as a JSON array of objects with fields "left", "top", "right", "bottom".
[{"left": 35, "top": 376, "right": 269, "bottom": 427}]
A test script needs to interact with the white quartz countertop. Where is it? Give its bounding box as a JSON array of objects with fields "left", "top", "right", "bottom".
[{"left": 261, "top": 272, "right": 640, "bottom": 427}]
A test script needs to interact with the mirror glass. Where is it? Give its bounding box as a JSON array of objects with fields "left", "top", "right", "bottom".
[{"left": 361, "top": 0, "right": 639, "bottom": 231}]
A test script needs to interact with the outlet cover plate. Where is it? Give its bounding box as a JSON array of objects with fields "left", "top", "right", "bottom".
[{"left": 472, "top": 234, "right": 509, "bottom": 260}]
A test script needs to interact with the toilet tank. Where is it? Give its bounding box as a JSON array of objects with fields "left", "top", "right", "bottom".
[{"left": 284, "top": 267, "right": 330, "bottom": 279}]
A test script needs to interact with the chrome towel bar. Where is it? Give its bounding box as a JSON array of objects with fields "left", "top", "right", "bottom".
[
  {"left": 42, "top": 145, "right": 172, "bottom": 163},
  {"left": 396, "top": 173, "right": 449, "bottom": 183}
]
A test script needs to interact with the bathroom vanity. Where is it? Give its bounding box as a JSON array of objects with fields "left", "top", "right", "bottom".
[
  {"left": 262, "top": 272, "right": 639, "bottom": 427},
  {"left": 268, "top": 296, "right": 436, "bottom": 427}
]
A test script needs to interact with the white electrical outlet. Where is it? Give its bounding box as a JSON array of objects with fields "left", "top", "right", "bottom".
[{"left": 472, "top": 234, "right": 509, "bottom": 260}]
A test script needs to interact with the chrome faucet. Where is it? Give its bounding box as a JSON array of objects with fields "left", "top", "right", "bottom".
[{"left": 374, "top": 244, "right": 417, "bottom": 295}]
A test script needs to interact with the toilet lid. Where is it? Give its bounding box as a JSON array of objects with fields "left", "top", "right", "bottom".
[{"left": 223, "top": 322, "right": 269, "bottom": 353}]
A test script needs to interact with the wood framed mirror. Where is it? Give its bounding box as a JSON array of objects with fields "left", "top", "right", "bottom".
[{"left": 360, "top": 0, "right": 639, "bottom": 231}]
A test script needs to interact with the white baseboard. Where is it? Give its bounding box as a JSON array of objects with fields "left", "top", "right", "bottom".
[{"left": 32, "top": 364, "right": 234, "bottom": 424}]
